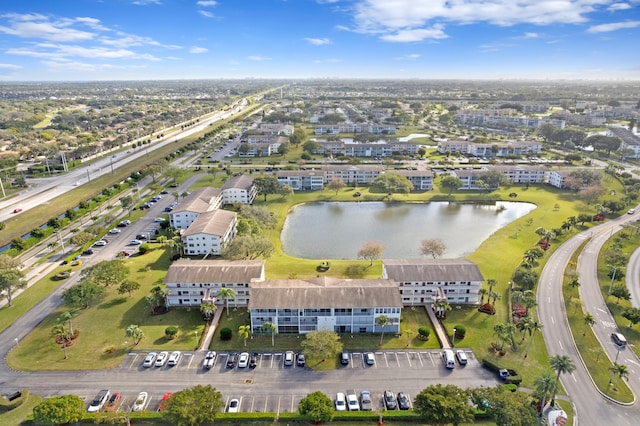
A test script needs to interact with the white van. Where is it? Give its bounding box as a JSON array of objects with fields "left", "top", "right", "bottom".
[{"left": 442, "top": 349, "right": 456, "bottom": 369}]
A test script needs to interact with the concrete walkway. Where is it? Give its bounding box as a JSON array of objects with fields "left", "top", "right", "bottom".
[
  {"left": 425, "top": 304, "right": 452, "bottom": 349},
  {"left": 197, "top": 304, "right": 225, "bottom": 351}
]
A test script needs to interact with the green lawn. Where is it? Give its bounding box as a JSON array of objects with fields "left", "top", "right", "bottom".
[{"left": 0, "top": 394, "right": 42, "bottom": 426}]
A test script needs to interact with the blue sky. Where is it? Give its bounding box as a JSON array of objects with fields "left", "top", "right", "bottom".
[{"left": 0, "top": 0, "right": 639, "bottom": 81}]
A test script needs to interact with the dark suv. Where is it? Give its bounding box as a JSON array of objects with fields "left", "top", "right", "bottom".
[
  {"left": 383, "top": 390, "right": 397, "bottom": 410},
  {"left": 226, "top": 353, "right": 238, "bottom": 368}
]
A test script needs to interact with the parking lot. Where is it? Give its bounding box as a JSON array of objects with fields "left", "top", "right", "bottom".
[{"left": 109, "top": 349, "right": 482, "bottom": 414}]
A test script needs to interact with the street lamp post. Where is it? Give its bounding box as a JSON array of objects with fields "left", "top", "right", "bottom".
[
  {"left": 609, "top": 345, "right": 624, "bottom": 385},
  {"left": 608, "top": 267, "right": 618, "bottom": 296},
  {"left": 195, "top": 331, "right": 198, "bottom": 350},
  {"left": 452, "top": 328, "right": 457, "bottom": 347}
]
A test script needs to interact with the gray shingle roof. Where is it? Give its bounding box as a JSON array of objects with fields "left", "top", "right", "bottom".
[
  {"left": 248, "top": 277, "right": 402, "bottom": 309},
  {"left": 172, "top": 187, "right": 221, "bottom": 214},
  {"left": 164, "top": 259, "right": 264, "bottom": 283},
  {"left": 182, "top": 209, "right": 236, "bottom": 237},
  {"left": 383, "top": 259, "right": 484, "bottom": 282}
]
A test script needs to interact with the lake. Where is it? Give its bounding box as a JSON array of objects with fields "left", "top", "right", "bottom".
[{"left": 281, "top": 201, "right": 536, "bottom": 260}]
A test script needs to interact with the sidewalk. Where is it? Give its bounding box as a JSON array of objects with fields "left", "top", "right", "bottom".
[
  {"left": 197, "top": 304, "right": 224, "bottom": 351},
  {"left": 425, "top": 304, "right": 452, "bottom": 349}
]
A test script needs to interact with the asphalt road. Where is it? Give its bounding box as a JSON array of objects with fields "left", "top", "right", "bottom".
[{"left": 538, "top": 210, "right": 640, "bottom": 425}]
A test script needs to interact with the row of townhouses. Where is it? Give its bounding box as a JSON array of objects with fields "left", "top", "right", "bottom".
[
  {"left": 313, "top": 140, "right": 421, "bottom": 157},
  {"left": 314, "top": 124, "right": 397, "bottom": 135},
  {"left": 455, "top": 111, "right": 566, "bottom": 129},
  {"left": 608, "top": 127, "right": 640, "bottom": 159},
  {"left": 163, "top": 258, "right": 485, "bottom": 335},
  {"left": 436, "top": 140, "right": 543, "bottom": 158}
]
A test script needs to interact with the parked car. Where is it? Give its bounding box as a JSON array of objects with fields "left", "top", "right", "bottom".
[
  {"left": 167, "top": 351, "right": 181, "bottom": 366},
  {"left": 226, "top": 353, "right": 238, "bottom": 368},
  {"left": 203, "top": 351, "right": 216, "bottom": 369},
  {"left": 383, "top": 390, "right": 397, "bottom": 410},
  {"left": 365, "top": 352, "right": 375, "bottom": 365},
  {"left": 82, "top": 249, "right": 94, "bottom": 256},
  {"left": 131, "top": 392, "right": 148, "bottom": 412},
  {"left": 628, "top": 209, "right": 635, "bottom": 215},
  {"left": 397, "top": 392, "right": 410, "bottom": 410},
  {"left": 108, "top": 228, "right": 121, "bottom": 234},
  {"left": 129, "top": 239, "right": 142, "bottom": 245},
  {"left": 227, "top": 398, "right": 240, "bottom": 413},
  {"left": 249, "top": 352, "right": 258, "bottom": 368},
  {"left": 238, "top": 352, "right": 249, "bottom": 368},
  {"left": 456, "top": 350, "right": 468, "bottom": 365},
  {"left": 135, "top": 234, "right": 148, "bottom": 240},
  {"left": 340, "top": 351, "right": 349, "bottom": 365},
  {"left": 12, "top": 208, "right": 22, "bottom": 214},
  {"left": 347, "top": 393, "right": 359, "bottom": 411},
  {"left": 612, "top": 332, "right": 627, "bottom": 347},
  {"left": 93, "top": 240, "right": 108, "bottom": 247},
  {"left": 334, "top": 392, "right": 347, "bottom": 411},
  {"left": 87, "top": 390, "right": 110, "bottom": 413},
  {"left": 154, "top": 217, "right": 166, "bottom": 222},
  {"left": 155, "top": 351, "right": 169, "bottom": 367},
  {"left": 360, "top": 390, "right": 372, "bottom": 411},
  {"left": 104, "top": 392, "right": 121, "bottom": 411},
  {"left": 297, "top": 353, "right": 306, "bottom": 367},
  {"left": 284, "top": 351, "right": 294, "bottom": 366},
  {"left": 142, "top": 352, "right": 157, "bottom": 368},
  {"left": 158, "top": 392, "right": 172, "bottom": 411},
  {"left": 160, "top": 190, "right": 169, "bottom": 195}
]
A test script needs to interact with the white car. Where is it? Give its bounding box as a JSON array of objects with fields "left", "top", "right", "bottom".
[
  {"left": 227, "top": 398, "right": 240, "bottom": 413},
  {"left": 108, "top": 228, "right": 121, "bottom": 234},
  {"left": 347, "top": 393, "right": 359, "bottom": 411},
  {"left": 142, "top": 352, "right": 157, "bottom": 368},
  {"left": 155, "top": 351, "right": 169, "bottom": 367},
  {"left": 203, "top": 351, "right": 217, "bottom": 369},
  {"left": 131, "top": 391, "right": 148, "bottom": 412},
  {"left": 335, "top": 392, "right": 347, "bottom": 411},
  {"left": 167, "top": 351, "right": 181, "bottom": 366},
  {"left": 238, "top": 352, "right": 249, "bottom": 368},
  {"left": 87, "top": 390, "right": 110, "bottom": 413},
  {"left": 154, "top": 217, "right": 166, "bottom": 222},
  {"left": 93, "top": 240, "right": 108, "bottom": 247},
  {"left": 129, "top": 239, "right": 142, "bottom": 245}
]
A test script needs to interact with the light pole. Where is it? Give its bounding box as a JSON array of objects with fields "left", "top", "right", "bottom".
[
  {"left": 14, "top": 338, "right": 19, "bottom": 347},
  {"left": 195, "top": 330, "right": 198, "bottom": 350},
  {"left": 452, "top": 328, "right": 457, "bottom": 347},
  {"left": 608, "top": 267, "right": 618, "bottom": 296},
  {"left": 609, "top": 345, "right": 624, "bottom": 385}
]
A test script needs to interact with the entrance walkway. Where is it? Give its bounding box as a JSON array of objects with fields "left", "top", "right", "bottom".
[
  {"left": 197, "top": 304, "right": 224, "bottom": 351},
  {"left": 425, "top": 304, "right": 452, "bottom": 349}
]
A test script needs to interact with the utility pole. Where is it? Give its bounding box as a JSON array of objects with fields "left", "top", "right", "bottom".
[
  {"left": 0, "top": 176, "right": 5, "bottom": 198},
  {"left": 86, "top": 169, "right": 91, "bottom": 182}
]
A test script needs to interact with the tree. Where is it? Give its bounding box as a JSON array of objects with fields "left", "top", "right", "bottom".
[
  {"left": 478, "top": 287, "right": 488, "bottom": 304},
  {"left": 440, "top": 175, "right": 463, "bottom": 196},
  {"left": 69, "top": 231, "right": 94, "bottom": 247},
  {"left": 568, "top": 277, "right": 580, "bottom": 294},
  {"left": 161, "top": 385, "right": 225, "bottom": 426},
  {"left": 125, "top": 324, "right": 144, "bottom": 345},
  {"left": 583, "top": 312, "right": 596, "bottom": 336},
  {"left": 253, "top": 175, "right": 280, "bottom": 201},
  {"left": 375, "top": 315, "right": 390, "bottom": 345},
  {"left": 146, "top": 285, "right": 169, "bottom": 312},
  {"left": 277, "top": 141, "right": 290, "bottom": 156},
  {"left": 579, "top": 185, "right": 606, "bottom": 205},
  {"left": 165, "top": 166, "right": 184, "bottom": 186},
  {"left": 610, "top": 285, "right": 631, "bottom": 304},
  {"left": 413, "top": 384, "right": 474, "bottom": 425},
  {"left": 279, "top": 183, "right": 294, "bottom": 199},
  {"left": 622, "top": 307, "right": 640, "bottom": 328},
  {"left": 327, "top": 178, "right": 346, "bottom": 195},
  {"left": 217, "top": 287, "right": 237, "bottom": 317},
  {"left": 239, "top": 324, "right": 251, "bottom": 346},
  {"left": 298, "top": 391, "right": 334, "bottom": 422},
  {"left": 536, "top": 123, "right": 558, "bottom": 142},
  {"left": 62, "top": 281, "right": 105, "bottom": 308},
  {"left": 262, "top": 321, "right": 277, "bottom": 346},
  {"left": 478, "top": 170, "right": 507, "bottom": 190},
  {"left": 420, "top": 238, "right": 447, "bottom": 258},
  {"left": 511, "top": 289, "right": 536, "bottom": 316},
  {"left": 302, "top": 140, "right": 319, "bottom": 154},
  {"left": 610, "top": 363, "right": 629, "bottom": 385},
  {"left": 289, "top": 128, "right": 306, "bottom": 146},
  {"left": 512, "top": 267, "right": 539, "bottom": 290},
  {"left": 200, "top": 302, "right": 216, "bottom": 321},
  {"left": 358, "top": 241, "right": 383, "bottom": 266},
  {"left": 0, "top": 267, "right": 26, "bottom": 307},
  {"left": 549, "top": 355, "right": 576, "bottom": 403},
  {"left": 470, "top": 387, "right": 537, "bottom": 426},
  {"left": 371, "top": 173, "right": 414, "bottom": 194},
  {"left": 119, "top": 195, "right": 134, "bottom": 216},
  {"left": 59, "top": 310, "right": 75, "bottom": 335},
  {"left": 81, "top": 260, "right": 129, "bottom": 288},
  {"left": 33, "top": 394, "right": 85, "bottom": 425},
  {"left": 301, "top": 330, "right": 344, "bottom": 362},
  {"left": 118, "top": 280, "right": 141, "bottom": 297},
  {"left": 534, "top": 371, "right": 557, "bottom": 415},
  {"left": 222, "top": 235, "right": 274, "bottom": 260},
  {"left": 523, "top": 320, "right": 543, "bottom": 358}
]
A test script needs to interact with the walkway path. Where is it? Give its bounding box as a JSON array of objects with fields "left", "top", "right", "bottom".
[{"left": 425, "top": 304, "right": 452, "bottom": 349}]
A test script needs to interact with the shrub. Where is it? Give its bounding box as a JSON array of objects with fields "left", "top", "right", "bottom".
[
  {"left": 139, "top": 243, "right": 151, "bottom": 254},
  {"left": 454, "top": 325, "right": 466, "bottom": 339},
  {"left": 220, "top": 327, "right": 232, "bottom": 341},
  {"left": 164, "top": 326, "right": 179, "bottom": 340},
  {"left": 418, "top": 327, "right": 431, "bottom": 340}
]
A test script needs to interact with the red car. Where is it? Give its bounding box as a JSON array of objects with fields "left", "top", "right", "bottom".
[
  {"left": 158, "top": 392, "right": 172, "bottom": 411},
  {"left": 105, "top": 392, "right": 121, "bottom": 411},
  {"left": 12, "top": 208, "right": 22, "bottom": 214}
]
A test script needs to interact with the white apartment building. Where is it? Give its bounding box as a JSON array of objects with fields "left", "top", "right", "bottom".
[
  {"left": 221, "top": 175, "right": 257, "bottom": 205},
  {"left": 181, "top": 209, "right": 237, "bottom": 256},
  {"left": 169, "top": 187, "right": 222, "bottom": 230}
]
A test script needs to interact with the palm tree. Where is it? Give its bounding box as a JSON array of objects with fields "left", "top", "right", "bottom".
[
  {"left": 217, "top": 288, "right": 237, "bottom": 317},
  {"left": 524, "top": 321, "right": 543, "bottom": 358},
  {"left": 610, "top": 363, "right": 629, "bottom": 385},
  {"left": 262, "top": 322, "right": 276, "bottom": 346},
  {"left": 125, "top": 324, "right": 144, "bottom": 345},
  {"left": 375, "top": 315, "right": 389, "bottom": 345},
  {"left": 534, "top": 372, "right": 556, "bottom": 415},
  {"left": 487, "top": 279, "right": 497, "bottom": 295},
  {"left": 517, "top": 317, "right": 534, "bottom": 341},
  {"left": 549, "top": 355, "right": 576, "bottom": 403},
  {"left": 199, "top": 302, "right": 217, "bottom": 322},
  {"left": 239, "top": 325, "right": 251, "bottom": 347},
  {"left": 434, "top": 300, "right": 451, "bottom": 318},
  {"left": 490, "top": 291, "right": 502, "bottom": 305},
  {"left": 582, "top": 312, "right": 595, "bottom": 336},
  {"left": 493, "top": 322, "right": 507, "bottom": 351},
  {"left": 59, "top": 311, "right": 75, "bottom": 335},
  {"left": 568, "top": 277, "right": 580, "bottom": 294},
  {"left": 52, "top": 324, "right": 72, "bottom": 359},
  {"left": 478, "top": 288, "right": 488, "bottom": 305}
]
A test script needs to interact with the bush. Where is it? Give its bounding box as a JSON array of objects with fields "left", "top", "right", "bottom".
[
  {"left": 220, "top": 327, "right": 232, "bottom": 341},
  {"left": 454, "top": 325, "right": 466, "bottom": 339},
  {"left": 138, "top": 243, "right": 151, "bottom": 254},
  {"left": 164, "top": 326, "right": 179, "bottom": 340},
  {"left": 418, "top": 326, "right": 431, "bottom": 340}
]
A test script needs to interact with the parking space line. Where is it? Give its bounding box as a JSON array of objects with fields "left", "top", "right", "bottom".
[
  {"left": 290, "top": 395, "right": 295, "bottom": 412},
  {"left": 127, "top": 354, "right": 139, "bottom": 369},
  {"left": 382, "top": 352, "right": 388, "bottom": 368},
  {"left": 405, "top": 351, "right": 412, "bottom": 368},
  {"left": 276, "top": 395, "right": 281, "bottom": 418},
  {"left": 352, "top": 352, "right": 361, "bottom": 368},
  {"left": 394, "top": 352, "right": 401, "bottom": 368},
  {"left": 264, "top": 396, "right": 269, "bottom": 413}
]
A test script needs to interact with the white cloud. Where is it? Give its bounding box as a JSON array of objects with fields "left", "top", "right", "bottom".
[
  {"left": 132, "top": 0, "right": 162, "bottom": 5},
  {"left": 304, "top": 37, "right": 332, "bottom": 45},
  {"left": 8, "top": 43, "right": 160, "bottom": 61},
  {"left": 587, "top": 20, "right": 640, "bottom": 32},
  {"left": 347, "top": 0, "right": 618, "bottom": 42},
  {"left": 198, "top": 10, "right": 215, "bottom": 18},
  {"left": 314, "top": 58, "right": 342, "bottom": 63},
  {"left": 0, "top": 63, "right": 21, "bottom": 69},
  {"left": 608, "top": 3, "right": 632, "bottom": 11},
  {"left": 380, "top": 26, "right": 448, "bottom": 42},
  {"left": 393, "top": 53, "right": 421, "bottom": 60},
  {"left": 523, "top": 32, "right": 539, "bottom": 38},
  {"left": 189, "top": 46, "right": 208, "bottom": 54},
  {"left": 197, "top": 1, "right": 218, "bottom": 6},
  {"left": 247, "top": 55, "right": 271, "bottom": 61},
  {"left": 0, "top": 14, "right": 96, "bottom": 42}
]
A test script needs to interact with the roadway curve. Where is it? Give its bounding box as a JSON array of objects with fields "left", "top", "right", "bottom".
[{"left": 538, "top": 211, "right": 640, "bottom": 425}]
